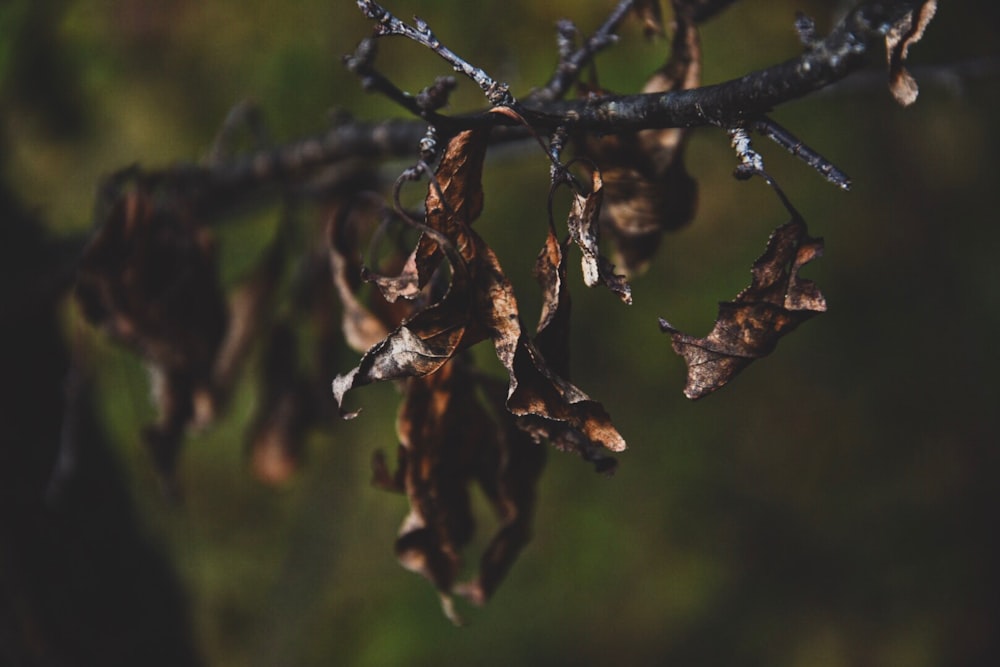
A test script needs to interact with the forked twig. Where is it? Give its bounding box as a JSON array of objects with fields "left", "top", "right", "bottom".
[{"left": 356, "top": 0, "right": 514, "bottom": 107}]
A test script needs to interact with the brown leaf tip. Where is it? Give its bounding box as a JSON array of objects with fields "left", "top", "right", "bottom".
[{"left": 886, "top": 0, "right": 937, "bottom": 106}]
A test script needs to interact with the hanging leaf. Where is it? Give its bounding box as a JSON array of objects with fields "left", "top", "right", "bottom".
[
  {"left": 246, "top": 322, "right": 312, "bottom": 484},
  {"left": 633, "top": 0, "right": 665, "bottom": 38},
  {"left": 660, "top": 209, "right": 826, "bottom": 400},
  {"left": 455, "top": 375, "right": 546, "bottom": 606},
  {"left": 533, "top": 227, "right": 572, "bottom": 376},
  {"left": 582, "top": 4, "right": 701, "bottom": 274},
  {"left": 75, "top": 177, "right": 228, "bottom": 486},
  {"left": 331, "top": 273, "right": 483, "bottom": 417},
  {"left": 566, "top": 169, "right": 632, "bottom": 304},
  {"left": 366, "top": 128, "right": 490, "bottom": 301},
  {"left": 885, "top": 0, "right": 937, "bottom": 106},
  {"left": 475, "top": 236, "right": 627, "bottom": 465},
  {"left": 374, "top": 358, "right": 546, "bottom": 623},
  {"left": 326, "top": 198, "right": 396, "bottom": 353}
]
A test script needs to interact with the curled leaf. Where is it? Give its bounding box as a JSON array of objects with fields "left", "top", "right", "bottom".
[
  {"left": 375, "top": 359, "right": 545, "bottom": 623},
  {"left": 886, "top": 0, "right": 937, "bottom": 106},
  {"left": 335, "top": 127, "right": 625, "bottom": 466},
  {"left": 476, "top": 237, "right": 627, "bottom": 463},
  {"left": 366, "top": 128, "right": 490, "bottom": 302},
  {"left": 533, "top": 227, "right": 571, "bottom": 376},
  {"left": 331, "top": 280, "right": 482, "bottom": 417},
  {"left": 566, "top": 169, "right": 632, "bottom": 304},
  {"left": 660, "top": 209, "right": 826, "bottom": 400}
]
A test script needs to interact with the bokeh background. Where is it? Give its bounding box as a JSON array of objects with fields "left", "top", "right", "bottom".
[{"left": 2, "top": 1, "right": 998, "bottom": 665}]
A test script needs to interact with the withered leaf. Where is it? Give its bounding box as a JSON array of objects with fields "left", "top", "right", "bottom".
[
  {"left": 475, "top": 235, "right": 627, "bottom": 463},
  {"left": 246, "top": 323, "right": 311, "bottom": 485},
  {"left": 566, "top": 170, "right": 632, "bottom": 304},
  {"left": 76, "top": 178, "right": 227, "bottom": 484},
  {"left": 375, "top": 358, "right": 545, "bottom": 623},
  {"left": 331, "top": 276, "right": 483, "bottom": 417},
  {"left": 583, "top": 7, "right": 701, "bottom": 274},
  {"left": 336, "top": 223, "right": 626, "bottom": 469},
  {"left": 524, "top": 225, "right": 619, "bottom": 472},
  {"left": 366, "top": 128, "right": 490, "bottom": 302},
  {"left": 633, "top": 0, "right": 665, "bottom": 38},
  {"left": 333, "top": 130, "right": 492, "bottom": 415},
  {"left": 886, "top": 0, "right": 937, "bottom": 106},
  {"left": 326, "top": 199, "right": 393, "bottom": 353},
  {"left": 660, "top": 213, "right": 826, "bottom": 400},
  {"left": 456, "top": 375, "right": 546, "bottom": 606},
  {"left": 533, "top": 227, "right": 571, "bottom": 376}
]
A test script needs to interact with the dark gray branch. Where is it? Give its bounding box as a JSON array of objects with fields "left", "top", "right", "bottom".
[
  {"left": 106, "top": 0, "right": 929, "bottom": 211},
  {"left": 518, "top": 1, "right": 927, "bottom": 131}
]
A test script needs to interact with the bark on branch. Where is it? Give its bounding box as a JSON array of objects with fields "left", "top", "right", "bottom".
[{"left": 117, "top": 0, "right": 930, "bottom": 203}]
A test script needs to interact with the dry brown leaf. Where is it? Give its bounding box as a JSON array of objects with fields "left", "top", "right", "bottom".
[
  {"left": 660, "top": 214, "right": 826, "bottom": 400},
  {"left": 326, "top": 199, "right": 394, "bottom": 353},
  {"left": 886, "top": 0, "right": 937, "bottom": 106},
  {"left": 566, "top": 169, "right": 632, "bottom": 304},
  {"left": 76, "top": 181, "right": 227, "bottom": 484},
  {"left": 367, "top": 128, "right": 490, "bottom": 302},
  {"left": 475, "top": 235, "right": 627, "bottom": 467},
  {"left": 582, "top": 5, "right": 701, "bottom": 274},
  {"left": 374, "top": 358, "right": 545, "bottom": 622},
  {"left": 533, "top": 227, "right": 572, "bottom": 376},
  {"left": 634, "top": 0, "right": 665, "bottom": 38},
  {"left": 246, "top": 323, "right": 311, "bottom": 484}
]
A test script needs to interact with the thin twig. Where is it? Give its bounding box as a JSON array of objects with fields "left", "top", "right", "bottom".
[
  {"left": 750, "top": 117, "right": 852, "bottom": 190},
  {"left": 357, "top": 0, "right": 514, "bottom": 107},
  {"left": 529, "top": 0, "right": 637, "bottom": 104}
]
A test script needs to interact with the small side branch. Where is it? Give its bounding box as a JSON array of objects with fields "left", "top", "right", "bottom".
[
  {"left": 750, "top": 117, "right": 852, "bottom": 190},
  {"left": 529, "top": 0, "right": 637, "bottom": 103},
  {"left": 357, "top": 0, "right": 514, "bottom": 106}
]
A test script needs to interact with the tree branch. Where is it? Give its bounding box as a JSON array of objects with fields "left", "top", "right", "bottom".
[
  {"left": 519, "top": 1, "right": 932, "bottom": 131},
  {"left": 100, "top": 1, "right": 930, "bottom": 215}
]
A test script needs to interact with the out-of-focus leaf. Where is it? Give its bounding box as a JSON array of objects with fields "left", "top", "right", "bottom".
[
  {"left": 885, "top": 0, "right": 937, "bottom": 106},
  {"left": 659, "top": 211, "right": 826, "bottom": 400},
  {"left": 455, "top": 375, "right": 546, "bottom": 606},
  {"left": 581, "top": 4, "right": 701, "bottom": 274},
  {"left": 75, "top": 176, "right": 228, "bottom": 485},
  {"left": 633, "top": 0, "right": 665, "bottom": 37},
  {"left": 213, "top": 218, "right": 287, "bottom": 395},
  {"left": 675, "top": 0, "right": 739, "bottom": 23},
  {"left": 327, "top": 198, "right": 393, "bottom": 353},
  {"left": 246, "top": 322, "right": 311, "bottom": 484}
]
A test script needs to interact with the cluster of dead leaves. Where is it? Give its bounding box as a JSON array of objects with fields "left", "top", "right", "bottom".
[
  {"left": 75, "top": 170, "right": 347, "bottom": 493},
  {"left": 329, "top": 127, "right": 629, "bottom": 620}
]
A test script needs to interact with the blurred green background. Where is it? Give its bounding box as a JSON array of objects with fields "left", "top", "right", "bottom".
[{"left": 2, "top": 1, "right": 998, "bottom": 665}]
